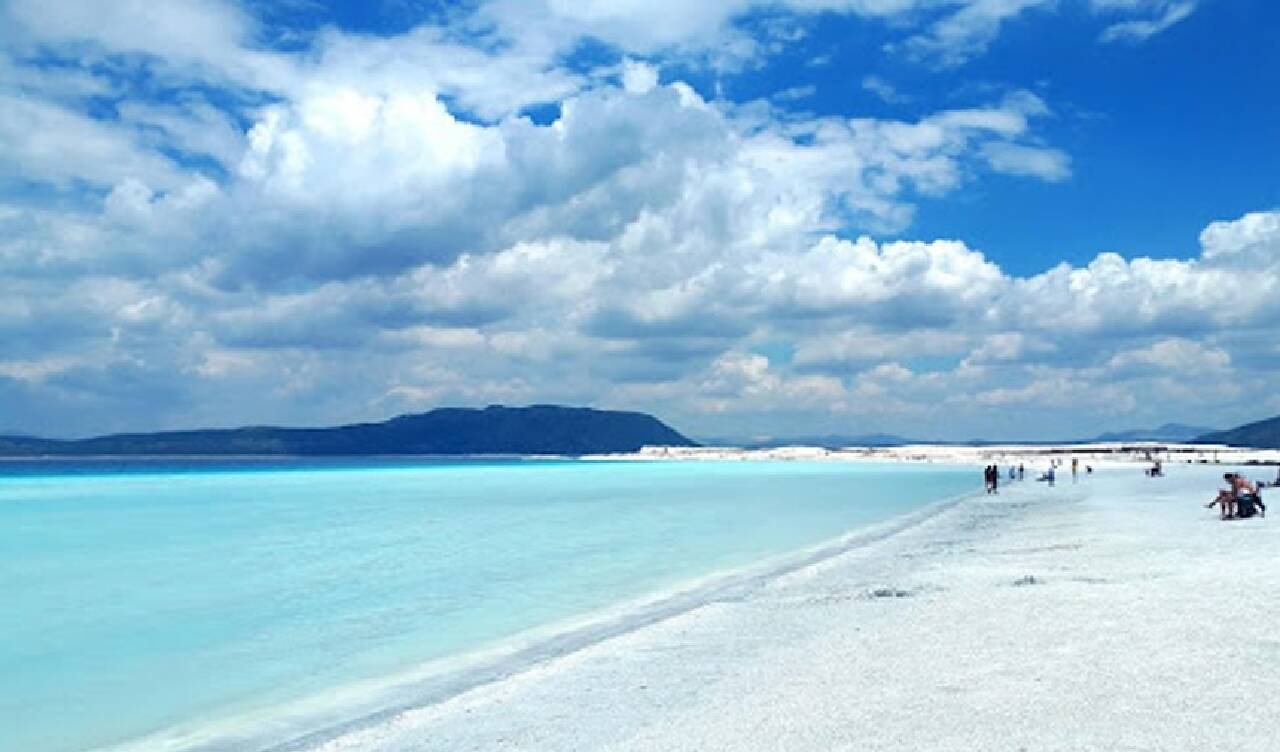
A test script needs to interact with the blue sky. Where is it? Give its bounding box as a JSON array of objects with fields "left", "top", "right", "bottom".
[{"left": 1, "top": 0, "right": 1279, "bottom": 441}]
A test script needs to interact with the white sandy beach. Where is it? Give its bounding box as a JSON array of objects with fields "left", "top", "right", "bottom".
[{"left": 303, "top": 459, "right": 1280, "bottom": 752}]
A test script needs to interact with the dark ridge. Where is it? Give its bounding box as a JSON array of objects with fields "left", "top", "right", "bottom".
[
  {"left": 1090, "top": 423, "right": 1215, "bottom": 443},
  {"left": 1196, "top": 415, "right": 1280, "bottom": 448},
  {"left": 0, "top": 405, "right": 697, "bottom": 457}
]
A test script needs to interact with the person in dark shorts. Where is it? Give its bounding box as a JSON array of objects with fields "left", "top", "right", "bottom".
[
  {"left": 1207, "top": 473, "right": 1267, "bottom": 519},
  {"left": 1233, "top": 473, "right": 1265, "bottom": 518}
]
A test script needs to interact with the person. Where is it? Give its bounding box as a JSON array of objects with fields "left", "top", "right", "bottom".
[
  {"left": 1261, "top": 467, "right": 1280, "bottom": 489},
  {"left": 1207, "top": 473, "right": 1267, "bottom": 520},
  {"left": 1018, "top": 464, "right": 1025, "bottom": 481},
  {"left": 983, "top": 465, "right": 993, "bottom": 494},
  {"left": 992, "top": 464, "right": 999, "bottom": 494},
  {"left": 1072, "top": 457, "right": 1079, "bottom": 483},
  {"left": 1009, "top": 466, "right": 1016, "bottom": 482},
  {"left": 1232, "top": 472, "right": 1265, "bottom": 518},
  {"left": 1037, "top": 466, "right": 1055, "bottom": 486},
  {"left": 1206, "top": 474, "right": 1236, "bottom": 520}
]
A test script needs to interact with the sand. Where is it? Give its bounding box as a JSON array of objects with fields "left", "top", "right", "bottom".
[{"left": 306, "top": 461, "right": 1280, "bottom": 752}]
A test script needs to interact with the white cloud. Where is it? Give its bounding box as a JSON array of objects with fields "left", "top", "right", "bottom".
[
  {"left": 1199, "top": 209, "right": 1280, "bottom": 264},
  {"left": 620, "top": 58, "right": 660, "bottom": 94},
  {"left": 972, "top": 373, "right": 1138, "bottom": 411},
  {"left": 964, "top": 332, "right": 1056, "bottom": 364},
  {"left": 1097, "top": 0, "right": 1197, "bottom": 43},
  {"left": 980, "top": 141, "right": 1071, "bottom": 181},
  {"left": 750, "top": 236, "right": 1006, "bottom": 320},
  {"left": 861, "top": 75, "right": 908, "bottom": 104},
  {"left": 794, "top": 329, "right": 971, "bottom": 371},
  {"left": 896, "top": 0, "right": 1054, "bottom": 68},
  {"left": 1108, "top": 338, "right": 1231, "bottom": 374},
  {"left": 0, "top": 95, "right": 187, "bottom": 190},
  {"left": 3, "top": 0, "right": 295, "bottom": 91},
  {"left": 119, "top": 99, "right": 246, "bottom": 168},
  {"left": 773, "top": 84, "right": 818, "bottom": 102}
]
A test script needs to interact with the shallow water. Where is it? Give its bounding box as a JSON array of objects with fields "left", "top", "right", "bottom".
[{"left": 0, "top": 458, "right": 976, "bottom": 752}]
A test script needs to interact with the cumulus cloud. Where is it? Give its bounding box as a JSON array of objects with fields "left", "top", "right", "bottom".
[{"left": 1107, "top": 338, "right": 1230, "bottom": 376}]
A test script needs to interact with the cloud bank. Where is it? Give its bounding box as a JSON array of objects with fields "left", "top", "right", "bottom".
[{"left": 4, "top": 0, "right": 1266, "bottom": 442}]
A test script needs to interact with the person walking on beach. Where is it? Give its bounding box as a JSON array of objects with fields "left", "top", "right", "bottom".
[
  {"left": 1072, "top": 457, "right": 1079, "bottom": 483},
  {"left": 984, "top": 465, "right": 993, "bottom": 493},
  {"left": 1018, "top": 464, "right": 1025, "bottom": 481}
]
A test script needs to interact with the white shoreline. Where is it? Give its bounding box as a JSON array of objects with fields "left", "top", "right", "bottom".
[
  {"left": 591, "top": 441, "right": 1280, "bottom": 467},
  {"left": 305, "top": 462, "right": 1280, "bottom": 751}
]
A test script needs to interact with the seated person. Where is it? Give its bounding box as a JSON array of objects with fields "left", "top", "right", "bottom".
[
  {"left": 1208, "top": 473, "right": 1267, "bottom": 519},
  {"left": 1206, "top": 473, "right": 1237, "bottom": 519},
  {"left": 1233, "top": 472, "right": 1265, "bottom": 518}
]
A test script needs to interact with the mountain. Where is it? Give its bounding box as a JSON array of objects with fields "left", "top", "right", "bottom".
[
  {"left": 0, "top": 405, "right": 696, "bottom": 457},
  {"left": 1090, "top": 423, "right": 1216, "bottom": 443},
  {"left": 1196, "top": 415, "right": 1280, "bottom": 448},
  {"left": 0, "top": 435, "right": 61, "bottom": 455}
]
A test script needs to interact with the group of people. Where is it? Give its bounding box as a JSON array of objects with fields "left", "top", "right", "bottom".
[
  {"left": 1207, "top": 472, "right": 1267, "bottom": 520},
  {"left": 983, "top": 464, "right": 1026, "bottom": 493},
  {"left": 984, "top": 459, "right": 1098, "bottom": 492},
  {"left": 1038, "top": 457, "right": 1090, "bottom": 487},
  {"left": 981, "top": 458, "right": 1277, "bottom": 522}
]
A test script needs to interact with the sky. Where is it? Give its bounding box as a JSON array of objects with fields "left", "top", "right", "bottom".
[{"left": 1, "top": 0, "right": 1279, "bottom": 442}]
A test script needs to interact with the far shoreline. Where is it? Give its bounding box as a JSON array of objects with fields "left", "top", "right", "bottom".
[
  {"left": 3, "top": 442, "right": 1279, "bottom": 466},
  {"left": 589, "top": 441, "right": 1280, "bottom": 467}
]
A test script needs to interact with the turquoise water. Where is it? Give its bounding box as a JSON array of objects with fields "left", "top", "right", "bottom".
[{"left": 0, "top": 459, "right": 976, "bottom": 752}]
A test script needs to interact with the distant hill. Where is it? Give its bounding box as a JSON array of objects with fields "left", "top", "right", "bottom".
[
  {"left": 0, "top": 435, "right": 61, "bottom": 455},
  {"left": 1196, "top": 415, "right": 1280, "bottom": 448},
  {"left": 1090, "top": 423, "right": 1215, "bottom": 443},
  {"left": 0, "top": 405, "right": 696, "bottom": 457}
]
